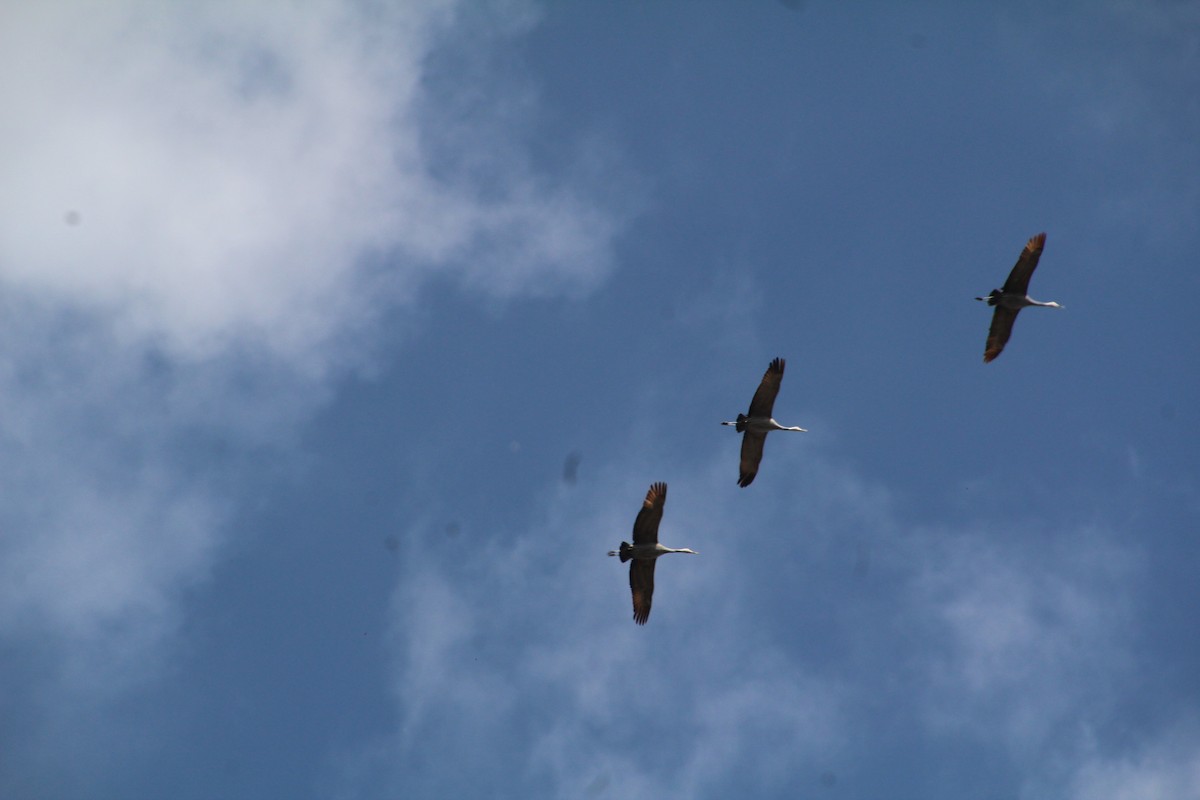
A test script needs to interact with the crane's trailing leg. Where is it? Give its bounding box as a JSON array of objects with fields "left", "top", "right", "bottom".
[
  {"left": 719, "top": 413, "right": 749, "bottom": 432},
  {"left": 607, "top": 542, "right": 634, "bottom": 562}
]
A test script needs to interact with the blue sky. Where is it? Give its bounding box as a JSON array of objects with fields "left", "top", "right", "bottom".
[{"left": 1, "top": 2, "right": 1197, "bottom": 798}]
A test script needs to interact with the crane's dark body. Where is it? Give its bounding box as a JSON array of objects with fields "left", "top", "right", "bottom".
[
  {"left": 976, "top": 233, "right": 1062, "bottom": 363},
  {"left": 608, "top": 482, "right": 696, "bottom": 625},
  {"left": 721, "top": 358, "right": 807, "bottom": 487}
]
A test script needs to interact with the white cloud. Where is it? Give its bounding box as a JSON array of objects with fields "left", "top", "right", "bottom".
[
  {"left": 330, "top": 395, "right": 1165, "bottom": 799},
  {"left": 0, "top": 0, "right": 627, "bottom": 777},
  {"left": 0, "top": 0, "right": 621, "bottom": 374},
  {"left": 0, "top": 313, "right": 224, "bottom": 662},
  {"left": 345, "top": 451, "right": 849, "bottom": 799},
  {"left": 905, "top": 521, "right": 1140, "bottom": 769},
  {"left": 1066, "top": 724, "right": 1200, "bottom": 800}
]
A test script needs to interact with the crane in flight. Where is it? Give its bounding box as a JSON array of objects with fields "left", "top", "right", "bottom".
[
  {"left": 975, "top": 232, "right": 1063, "bottom": 362},
  {"left": 721, "top": 358, "right": 807, "bottom": 487},
  {"left": 608, "top": 482, "right": 697, "bottom": 625}
]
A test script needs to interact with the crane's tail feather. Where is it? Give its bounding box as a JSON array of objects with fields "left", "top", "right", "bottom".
[{"left": 607, "top": 542, "right": 633, "bottom": 562}]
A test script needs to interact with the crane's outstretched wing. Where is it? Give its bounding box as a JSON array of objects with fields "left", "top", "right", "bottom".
[
  {"left": 747, "top": 358, "right": 786, "bottom": 418},
  {"left": 629, "top": 559, "right": 655, "bottom": 625},
  {"left": 1001, "top": 233, "right": 1046, "bottom": 296},
  {"left": 632, "top": 482, "right": 666, "bottom": 545},
  {"left": 738, "top": 431, "right": 767, "bottom": 488},
  {"left": 983, "top": 306, "right": 1020, "bottom": 363}
]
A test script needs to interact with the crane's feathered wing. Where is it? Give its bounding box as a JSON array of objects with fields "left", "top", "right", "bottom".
[
  {"left": 630, "top": 560, "right": 655, "bottom": 625},
  {"left": 1001, "top": 232, "right": 1046, "bottom": 296},
  {"left": 629, "top": 482, "right": 665, "bottom": 625},
  {"left": 983, "top": 306, "right": 1020, "bottom": 363},
  {"left": 737, "top": 359, "right": 785, "bottom": 487},
  {"left": 631, "top": 482, "right": 665, "bottom": 546},
  {"left": 738, "top": 432, "right": 767, "bottom": 488},
  {"left": 983, "top": 233, "right": 1046, "bottom": 363},
  {"left": 747, "top": 358, "right": 785, "bottom": 418}
]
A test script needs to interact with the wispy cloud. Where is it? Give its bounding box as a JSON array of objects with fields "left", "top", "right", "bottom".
[
  {"left": 0, "top": 1, "right": 622, "bottom": 372},
  {"left": 346, "top": 418, "right": 1153, "bottom": 798},
  {"left": 0, "top": 1, "right": 627, "bottom": 788},
  {"left": 1067, "top": 722, "right": 1200, "bottom": 800},
  {"left": 905, "top": 522, "right": 1139, "bottom": 764},
  {"left": 338, "top": 444, "right": 851, "bottom": 798}
]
